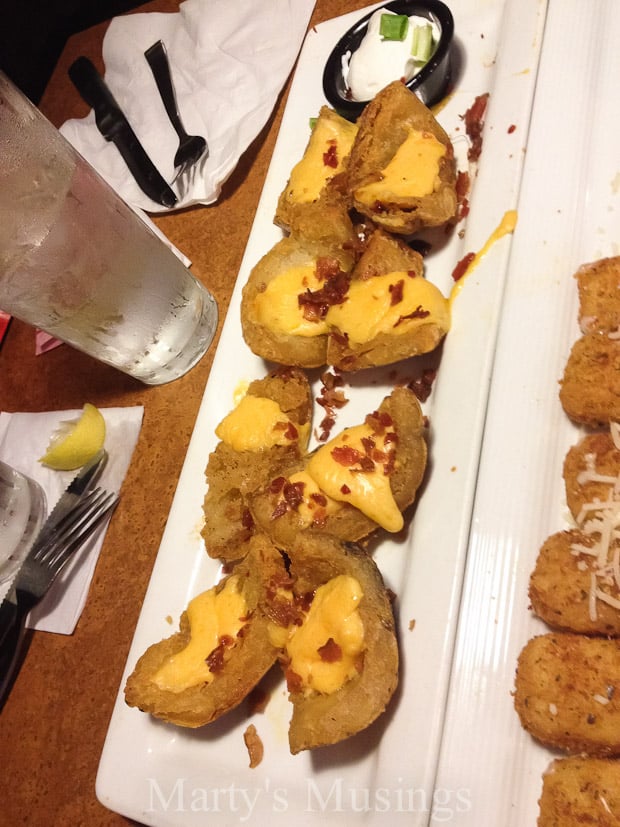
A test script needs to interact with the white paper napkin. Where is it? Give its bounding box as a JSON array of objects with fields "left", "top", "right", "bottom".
[
  {"left": 60, "top": 0, "right": 316, "bottom": 212},
  {"left": 0, "top": 406, "right": 143, "bottom": 634}
]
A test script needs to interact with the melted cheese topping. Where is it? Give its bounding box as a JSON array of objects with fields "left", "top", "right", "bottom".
[
  {"left": 284, "top": 575, "right": 365, "bottom": 695},
  {"left": 215, "top": 394, "right": 307, "bottom": 452},
  {"left": 285, "top": 114, "right": 358, "bottom": 205},
  {"left": 450, "top": 211, "right": 518, "bottom": 304},
  {"left": 253, "top": 263, "right": 330, "bottom": 337},
  {"left": 355, "top": 129, "right": 446, "bottom": 204},
  {"left": 306, "top": 421, "right": 402, "bottom": 532},
  {"left": 325, "top": 270, "right": 450, "bottom": 345},
  {"left": 152, "top": 577, "right": 247, "bottom": 693}
]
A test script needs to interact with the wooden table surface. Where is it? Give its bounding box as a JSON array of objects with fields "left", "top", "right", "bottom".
[{"left": 0, "top": 1, "right": 371, "bottom": 823}]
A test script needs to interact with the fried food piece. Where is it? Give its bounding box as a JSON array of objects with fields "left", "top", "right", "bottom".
[
  {"left": 538, "top": 756, "right": 620, "bottom": 827},
  {"left": 202, "top": 367, "right": 313, "bottom": 561},
  {"left": 250, "top": 386, "right": 427, "bottom": 547},
  {"left": 325, "top": 229, "right": 450, "bottom": 371},
  {"left": 346, "top": 81, "right": 458, "bottom": 235},
  {"left": 559, "top": 333, "right": 620, "bottom": 426},
  {"left": 514, "top": 633, "right": 620, "bottom": 757},
  {"left": 240, "top": 207, "right": 357, "bottom": 368},
  {"left": 124, "top": 535, "right": 286, "bottom": 728},
  {"left": 575, "top": 256, "right": 620, "bottom": 335},
  {"left": 274, "top": 106, "right": 358, "bottom": 231},
  {"left": 265, "top": 533, "right": 398, "bottom": 753},
  {"left": 563, "top": 428, "right": 620, "bottom": 523},
  {"left": 529, "top": 530, "right": 620, "bottom": 636}
]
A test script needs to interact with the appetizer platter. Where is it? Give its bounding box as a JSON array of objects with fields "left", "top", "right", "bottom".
[{"left": 97, "top": 1, "right": 550, "bottom": 824}]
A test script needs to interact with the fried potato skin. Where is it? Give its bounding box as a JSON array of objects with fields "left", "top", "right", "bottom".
[
  {"left": 529, "top": 530, "right": 620, "bottom": 636},
  {"left": 249, "top": 386, "right": 428, "bottom": 548},
  {"left": 124, "top": 535, "right": 286, "bottom": 728},
  {"left": 275, "top": 107, "right": 358, "bottom": 231},
  {"left": 347, "top": 81, "right": 458, "bottom": 235},
  {"left": 277, "top": 534, "right": 399, "bottom": 754},
  {"left": 514, "top": 633, "right": 620, "bottom": 757},
  {"left": 325, "top": 229, "right": 448, "bottom": 371},
  {"left": 538, "top": 756, "right": 620, "bottom": 827},
  {"left": 240, "top": 207, "right": 358, "bottom": 367},
  {"left": 575, "top": 256, "right": 620, "bottom": 335},
  {"left": 563, "top": 430, "right": 620, "bottom": 523},
  {"left": 559, "top": 333, "right": 620, "bottom": 426},
  {"left": 202, "top": 367, "right": 313, "bottom": 561}
]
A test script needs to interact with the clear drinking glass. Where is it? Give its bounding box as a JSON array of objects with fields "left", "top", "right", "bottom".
[
  {"left": 0, "top": 72, "right": 218, "bottom": 385},
  {"left": 0, "top": 462, "right": 47, "bottom": 585}
]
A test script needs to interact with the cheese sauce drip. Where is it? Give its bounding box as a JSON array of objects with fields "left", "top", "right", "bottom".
[
  {"left": 285, "top": 113, "right": 358, "bottom": 205},
  {"left": 325, "top": 269, "right": 450, "bottom": 345},
  {"left": 282, "top": 575, "right": 365, "bottom": 695},
  {"left": 253, "top": 263, "right": 330, "bottom": 337},
  {"left": 450, "top": 210, "right": 518, "bottom": 304},
  {"left": 215, "top": 394, "right": 307, "bottom": 452},
  {"left": 355, "top": 129, "right": 446, "bottom": 204},
  {"left": 306, "top": 418, "right": 402, "bottom": 532},
  {"left": 152, "top": 576, "right": 247, "bottom": 693}
]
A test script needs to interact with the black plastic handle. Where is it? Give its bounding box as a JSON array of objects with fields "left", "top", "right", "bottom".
[
  {"left": 0, "top": 592, "right": 34, "bottom": 711},
  {"left": 144, "top": 41, "right": 187, "bottom": 140}
]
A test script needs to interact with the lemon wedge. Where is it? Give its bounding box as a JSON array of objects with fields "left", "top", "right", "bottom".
[{"left": 40, "top": 403, "right": 106, "bottom": 471}]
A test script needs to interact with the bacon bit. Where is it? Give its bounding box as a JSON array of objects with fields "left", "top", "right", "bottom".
[
  {"left": 298, "top": 267, "right": 349, "bottom": 322},
  {"left": 331, "top": 444, "right": 366, "bottom": 467},
  {"left": 406, "top": 269, "right": 419, "bottom": 278},
  {"left": 340, "top": 484, "right": 351, "bottom": 494},
  {"left": 408, "top": 368, "right": 437, "bottom": 402},
  {"left": 462, "top": 92, "right": 489, "bottom": 162},
  {"left": 365, "top": 410, "right": 393, "bottom": 435},
  {"left": 243, "top": 724, "right": 264, "bottom": 769},
  {"left": 285, "top": 667, "right": 304, "bottom": 695},
  {"left": 310, "top": 492, "right": 328, "bottom": 507},
  {"left": 452, "top": 252, "right": 475, "bottom": 282},
  {"left": 395, "top": 305, "right": 430, "bottom": 327},
  {"left": 456, "top": 169, "right": 470, "bottom": 201},
  {"left": 272, "top": 420, "right": 298, "bottom": 441},
  {"left": 206, "top": 635, "right": 235, "bottom": 673},
  {"left": 507, "top": 123, "right": 516, "bottom": 134},
  {"left": 315, "top": 369, "right": 348, "bottom": 442},
  {"left": 389, "top": 279, "right": 404, "bottom": 306},
  {"left": 323, "top": 140, "right": 338, "bottom": 168},
  {"left": 318, "top": 637, "right": 342, "bottom": 663},
  {"left": 455, "top": 170, "right": 471, "bottom": 222},
  {"left": 316, "top": 256, "right": 343, "bottom": 282},
  {"left": 269, "top": 476, "right": 286, "bottom": 494},
  {"left": 283, "top": 480, "right": 305, "bottom": 509}
]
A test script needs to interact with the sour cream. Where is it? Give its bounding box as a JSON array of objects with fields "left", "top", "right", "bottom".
[{"left": 344, "top": 10, "right": 439, "bottom": 101}]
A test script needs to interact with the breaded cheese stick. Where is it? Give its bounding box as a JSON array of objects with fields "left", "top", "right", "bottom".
[
  {"left": 514, "top": 633, "right": 620, "bottom": 757},
  {"left": 538, "top": 756, "right": 620, "bottom": 826}
]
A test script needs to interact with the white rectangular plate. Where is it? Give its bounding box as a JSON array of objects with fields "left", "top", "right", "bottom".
[
  {"left": 96, "top": 2, "right": 549, "bottom": 824},
  {"left": 435, "top": 1, "right": 620, "bottom": 823}
]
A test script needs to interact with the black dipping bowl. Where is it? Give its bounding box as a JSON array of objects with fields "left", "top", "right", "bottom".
[{"left": 322, "top": 0, "right": 454, "bottom": 121}]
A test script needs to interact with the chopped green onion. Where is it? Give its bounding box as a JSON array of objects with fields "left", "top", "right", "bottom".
[
  {"left": 309, "top": 116, "right": 318, "bottom": 130},
  {"left": 411, "top": 22, "right": 434, "bottom": 62},
  {"left": 379, "top": 13, "right": 409, "bottom": 41}
]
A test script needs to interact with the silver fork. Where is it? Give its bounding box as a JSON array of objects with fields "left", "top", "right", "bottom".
[
  {"left": 144, "top": 40, "right": 208, "bottom": 183},
  {"left": 0, "top": 485, "right": 118, "bottom": 708}
]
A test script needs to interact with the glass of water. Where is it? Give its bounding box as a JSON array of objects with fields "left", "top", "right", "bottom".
[
  {"left": 0, "top": 72, "right": 218, "bottom": 385},
  {"left": 0, "top": 462, "right": 47, "bottom": 586}
]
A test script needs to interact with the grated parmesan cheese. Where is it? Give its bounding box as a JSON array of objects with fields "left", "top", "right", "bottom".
[{"left": 570, "top": 423, "right": 620, "bottom": 622}]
